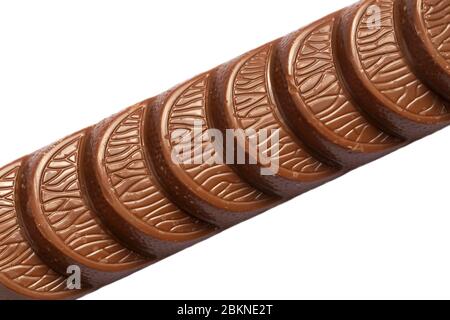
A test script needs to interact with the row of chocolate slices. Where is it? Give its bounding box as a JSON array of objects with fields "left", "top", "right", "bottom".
[{"left": 1, "top": 0, "right": 450, "bottom": 299}]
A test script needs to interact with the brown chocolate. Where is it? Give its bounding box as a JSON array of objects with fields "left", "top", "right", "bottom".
[
  {"left": 211, "top": 43, "right": 340, "bottom": 197},
  {"left": 273, "top": 13, "right": 401, "bottom": 168},
  {"left": 1, "top": 0, "right": 450, "bottom": 299},
  {"left": 0, "top": 160, "right": 86, "bottom": 300},
  {"left": 400, "top": 0, "right": 450, "bottom": 101},
  {"left": 146, "top": 75, "right": 279, "bottom": 227},
  {"left": 19, "top": 131, "right": 150, "bottom": 286},
  {"left": 337, "top": 0, "right": 450, "bottom": 139},
  {"left": 84, "top": 102, "right": 216, "bottom": 257}
]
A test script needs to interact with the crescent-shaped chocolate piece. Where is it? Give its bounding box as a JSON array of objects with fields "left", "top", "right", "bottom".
[
  {"left": 399, "top": 0, "right": 450, "bottom": 101},
  {"left": 273, "top": 13, "right": 401, "bottom": 167},
  {"left": 146, "top": 75, "right": 279, "bottom": 227},
  {"left": 19, "top": 131, "right": 149, "bottom": 286},
  {"left": 0, "top": 160, "right": 87, "bottom": 299},
  {"left": 84, "top": 102, "right": 216, "bottom": 257},
  {"left": 211, "top": 43, "right": 339, "bottom": 197},
  {"left": 337, "top": 0, "right": 450, "bottom": 139}
]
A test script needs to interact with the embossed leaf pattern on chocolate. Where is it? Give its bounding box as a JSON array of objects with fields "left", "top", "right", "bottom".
[
  {"left": 105, "top": 107, "right": 210, "bottom": 234},
  {"left": 233, "top": 45, "right": 329, "bottom": 174},
  {"left": 422, "top": 0, "right": 450, "bottom": 63},
  {"left": 40, "top": 135, "right": 142, "bottom": 264},
  {"left": 168, "top": 76, "right": 268, "bottom": 202},
  {"left": 0, "top": 163, "right": 67, "bottom": 292},
  {"left": 356, "top": 0, "right": 447, "bottom": 116},
  {"left": 295, "top": 19, "right": 394, "bottom": 145},
  {"left": 3, "top": 0, "right": 450, "bottom": 300}
]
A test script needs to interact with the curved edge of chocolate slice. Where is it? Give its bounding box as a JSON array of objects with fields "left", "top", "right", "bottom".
[
  {"left": 272, "top": 12, "right": 400, "bottom": 168},
  {"left": 0, "top": 159, "right": 87, "bottom": 300},
  {"left": 337, "top": 0, "right": 450, "bottom": 140},
  {"left": 83, "top": 102, "right": 217, "bottom": 258},
  {"left": 399, "top": 0, "right": 450, "bottom": 101},
  {"left": 145, "top": 73, "right": 280, "bottom": 227},
  {"left": 211, "top": 42, "right": 340, "bottom": 197},
  {"left": 18, "top": 130, "right": 150, "bottom": 286}
]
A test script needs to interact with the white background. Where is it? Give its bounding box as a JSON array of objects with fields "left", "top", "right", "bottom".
[{"left": 1, "top": 0, "right": 450, "bottom": 300}]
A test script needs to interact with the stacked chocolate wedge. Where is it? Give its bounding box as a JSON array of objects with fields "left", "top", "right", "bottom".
[{"left": 1, "top": 0, "right": 449, "bottom": 299}]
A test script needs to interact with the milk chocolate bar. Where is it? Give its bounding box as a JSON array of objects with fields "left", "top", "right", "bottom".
[{"left": 1, "top": 0, "right": 450, "bottom": 299}]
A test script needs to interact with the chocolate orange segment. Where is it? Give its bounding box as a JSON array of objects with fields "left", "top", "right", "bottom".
[
  {"left": 85, "top": 103, "right": 215, "bottom": 257},
  {"left": 212, "top": 44, "right": 338, "bottom": 197},
  {"left": 20, "top": 131, "right": 148, "bottom": 286},
  {"left": 338, "top": 0, "right": 450, "bottom": 139},
  {"left": 274, "top": 14, "right": 399, "bottom": 167},
  {"left": 146, "top": 74, "right": 278, "bottom": 227},
  {"left": 400, "top": 0, "right": 450, "bottom": 101},
  {"left": 421, "top": 0, "right": 450, "bottom": 63},
  {"left": 0, "top": 160, "right": 85, "bottom": 300}
]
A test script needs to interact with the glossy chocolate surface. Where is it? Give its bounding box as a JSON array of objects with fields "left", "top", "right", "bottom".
[
  {"left": 1, "top": 0, "right": 450, "bottom": 299},
  {"left": 0, "top": 160, "right": 86, "bottom": 299},
  {"left": 400, "top": 0, "right": 450, "bottom": 101},
  {"left": 337, "top": 0, "right": 450, "bottom": 139},
  {"left": 274, "top": 13, "right": 401, "bottom": 167},
  {"left": 146, "top": 75, "right": 279, "bottom": 227},
  {"left": 19, "top": 131, "right": 149, "bottom": 286},
  {"left": 212, "top": 43, "right": 340, "bottom": 197},
  {"left": 84, "top": 102, "right": 216, "bottom": 256}
]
